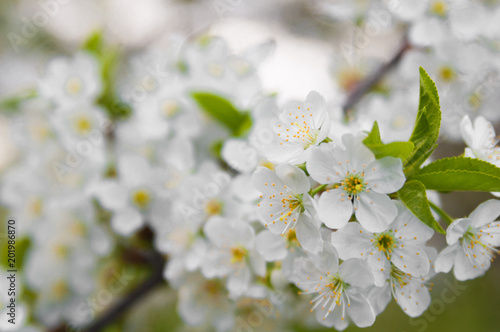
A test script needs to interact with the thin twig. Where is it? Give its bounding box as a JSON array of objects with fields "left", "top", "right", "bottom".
[
  {"left": 342, "top": 37, "right": 411, "bottom": 114},
  {"left": 80, "top": 251, "right": 165, "bottom": 332}
]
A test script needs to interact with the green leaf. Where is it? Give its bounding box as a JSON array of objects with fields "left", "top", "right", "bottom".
[
  {"left": 0, "top": 236, "right": 31, "bottom": 269},
  {"left": 82, "top": 32, "right": 131, "bottom": 120},
  {"left": 191, "top": 92, "right": 252, "bottom": 136},
  {"left": 398, "top": 180, "right": 445, "bottom": 234},
  {"left": 412, "top": 157, "right": 500, "bottom": 192},
  {"left": 404, "top": 67, "right": 441, "bottom": 176},
  {"left": 363, "top": 122, "right": 414, "bottom": 161},
  {"left": 83, "top": 30, "right": 104, "bottom": 55},
  {"left": 0, "top": 89, "right": 37, "bottom": 114}
]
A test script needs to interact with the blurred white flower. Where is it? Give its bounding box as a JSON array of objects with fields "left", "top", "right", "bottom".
[{"left": 435, "top": 199, "right": 500, "bottom": 281}]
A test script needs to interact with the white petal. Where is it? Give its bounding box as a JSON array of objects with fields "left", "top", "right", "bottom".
[
  {"left": 316, "top": 112, "right": 331, "bottom": 143},
  {"left": 391, "top": 201, "right": 434, "bottom": 243},
  {"left": 306, "top": 143, "right": 343, "bottom": 184},
  {"left": 291, "top": 257, "right": 323, "bottom": 286},
  {"left": 446, "top": 218, "right": 471, "bottom": 245},
  {"left": 249, "top": 251, "right": 266, "bottom": 277},
  {"left": 395, "top": 280, "right": 431, "bottom": 317},
  {"left": 434, "top": 243, "right": 459, "bottom": 274},
  {"left": 227, "top": 266, "right": 251, "bottom": 298},
  {"left": 111, "top": 207, "right": 143, "bottom": 236},
  {"left": 316, "top": 299, "right": 348, "bottom": 330},
  {"left": 460, "top": 115, "right": 475, "bottom": 148},
  {"left": 251, "top": 166, "right": 283, "bottom": 195},
  {"left": 355, "top": 192, "right": 396, "bottom": 232},
  {"left": 305, "top": 90, "right": 326, "bottom": 111},
  {"left": 469, "top": 199, "right": 500, "bottom": 228},
  {"left": 265, "top": 140, "right": 303, "bottom": 164},
  {"left": 364, "top": 157, "right": 405, "bottom": 194},
  {"left": 201, "top": 249, "right": 231, "bottom": 278},
  {"left": 255, "top": 230, "right": 287, "bottom": 261},
  {"left": 317, "top": 189, "right": 353, "bottom": 229},
  {"left": 341, "top": 133, "right": 375, "bottom": 171},
  {"left": 367, "top": 283, "right": 391, "bottom": 316},
  {"left": 331, "top": 222, "right": 373, "bottom": 260},
  {"left": 231, "top": 174, "right": 261, "bottom": 202},
  {"left": 93, "top": 180, "right": 127, "bottom": 210},
  {"left": 275, "top": 164, "right": 310, "bottom": 194},
  {"left": 222, "top": 139, "right": 258, "bottom": 173},
  {"left": 367, "top": 251, "right": 390, "bottom": 287},
  {"left": 346, "top": 292, "right": 376, "bottom": 328},
  {"left": 204, "top": 217, "right": 255, "bottom": 248},
  {"left": 118, "top": 153, "right": 150, "bottom": 187},
  {"left": 453, "top": 247, "right": 489, "bottom": 281},
  {"left": 312, "top": 241, "right": 340, "bottom": 275},
  {"left": 409, "top": 17, "right": 445, "bottom": 47},
  {"left": 295, "top": 214, "right": 323, "bottom": 254},
  {"left": 339, "top": 258, "right": 373, "bottom": 289},
  {"left": 392, "top": 244, "right": 430, "bottom": 277}
]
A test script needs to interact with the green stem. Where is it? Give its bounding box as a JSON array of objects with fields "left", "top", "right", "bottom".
[
  {"left": 322, "top": 137, "right": 333, "bottom": 143},
  {"left": 296, "top": 163, "right": 309, "bottom": 176},
  {"left": 428, "top": 200, "right": 454, "bottom": 225},
  {"left": 310, "top": 184, "right": 328, "bottom": 197}
]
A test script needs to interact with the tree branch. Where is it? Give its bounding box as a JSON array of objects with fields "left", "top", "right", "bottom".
[
  {"left": 342, "top": 37, "right": 411, "bottom": 114},
  {"left": 79, "top": 251, "right": 165, "bottom": 332}
]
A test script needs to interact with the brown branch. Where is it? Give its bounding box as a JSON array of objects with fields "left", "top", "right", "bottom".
[
  {"left": 80, "top": 251, "right": 165, "bottom": 332},
  {"left": 342, "top": 37, "right": 411, "bottom": 114},
  {"left": 49, "top": 250, "right": 166, "bottom": 332}
]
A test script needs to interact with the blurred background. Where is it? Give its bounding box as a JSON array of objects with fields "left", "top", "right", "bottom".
[{"left": 0, "top": 0, "right": 499, "bottom": 331}]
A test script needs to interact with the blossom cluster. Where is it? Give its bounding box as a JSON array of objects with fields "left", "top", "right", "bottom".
[{"left": 1, "top": 12, "right": 500, "bottom": 332}]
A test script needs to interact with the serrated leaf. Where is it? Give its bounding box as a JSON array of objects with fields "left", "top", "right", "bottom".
[
  {"left": 404, "top": 68, "right": 441, "bottom": 176},
  {"left": 398, "top": 180, "right": 445, "bottom": 234},
  {"left": 412, "top": 157, "right": 500, "bottom": 192},
  {"left": 404, "top": 144, "right": 437, "bottom": 177},
  {"left": 363, "top": 122, "right": 414, "bottom": 161},
  {"left": 191, "top": 92, "right": 252, "bottom": 136}
]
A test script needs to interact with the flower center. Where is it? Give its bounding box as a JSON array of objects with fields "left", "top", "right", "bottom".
[
  {"left": 390, "top": 266, "right": 410, "bottom": 288},
  {"left": 438, "top": 66, "right": 456, "bottom": 82},
  {"left": 326, "top": 274, "right": 348, "bottom": 304},
  {"left": 461, "top": 226, "right": 497, "bottom": 266},
  {"left": 375, "top": 231, "right": 397, "bottom": 259},
  {"left": 430, "top": 1, "right": 447, "bottom": 17},
  {"left": 203, "top": 279, "right": 223, "bottom": 297},
  {"left": 291, "top": 120, "right": 318, "bottom": 149},
  {"left": 132, "top": 189, "right": 151, "bottom": 209},
  {"left": 75, "top": 116, "right": 92, "bottom": 134},
  {"left": 53, "top": 244, "right": 68, "bottom": 259},
  {"left": 71, "top": 220, "right": 86, "bottom": 236},
  {"left": 160, "top": 100, "right": 179, "bottom": 118},
  {"left": 66, "top": 77, "right": 83, "bottom": 95},
  {"left": 341, "top": 173, "right": 366, "bottom": 197},
  {"left": 207, "top": 62, "right": 225, "bottom": 78},
  {"left": 286, "top": 229, "right": 299, "bottom": 247},
  {"left": 28, "top": 197, "right": 43, "bottom": 218},
  {"left": 231, "top": 246, "right": 248, "bottom": 264},
  {"left": 52, "top": 280, "right": 69, "bottom": 300},
  {"left": 204, "top": 198, "right": 223, "bottom": 216},
  {"left": 278, "top": 195, "right": 304, "bottom": 227}
]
